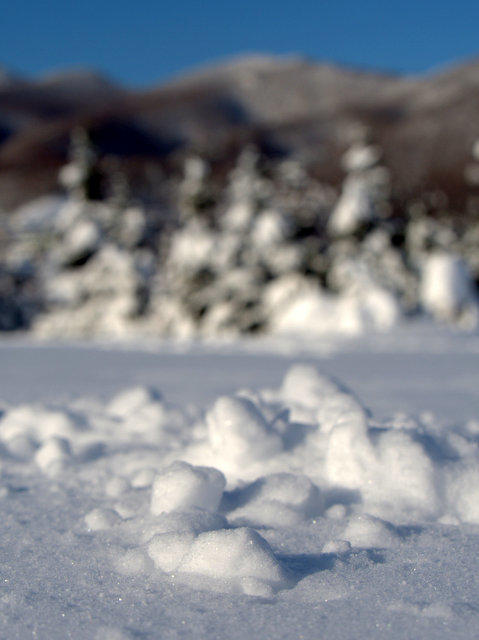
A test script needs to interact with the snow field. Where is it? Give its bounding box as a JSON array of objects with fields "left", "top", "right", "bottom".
[{"left": 1, "top": 361, "right": 479, "bottom": 606}]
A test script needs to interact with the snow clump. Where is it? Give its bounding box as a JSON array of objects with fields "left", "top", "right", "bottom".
[
  {"left": 150, "top": 461, "right": 226, "bottom": 515},
  {"left": 178, "top": 527, "right": 290, "bottom": 594},
  {"left": 2, "top": 362, "right": 479, "bottom": 601}
]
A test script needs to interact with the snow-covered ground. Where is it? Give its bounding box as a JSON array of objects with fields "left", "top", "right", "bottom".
[{"left": 1, "top": 325, "right": 479, "bottom": 639}]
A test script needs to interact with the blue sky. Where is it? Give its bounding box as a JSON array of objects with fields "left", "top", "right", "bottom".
[{"left": 2, "top": 1, "right": 479, "bottom": 86}]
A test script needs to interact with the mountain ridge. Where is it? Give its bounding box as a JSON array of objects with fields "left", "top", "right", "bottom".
[{"left": 1, "top": 54, "right": 479, "bottom": 210}]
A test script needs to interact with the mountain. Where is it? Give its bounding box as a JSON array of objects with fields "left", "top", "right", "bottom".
[{"left": 1, "top": 56, "right": 479, "bottom": 210}]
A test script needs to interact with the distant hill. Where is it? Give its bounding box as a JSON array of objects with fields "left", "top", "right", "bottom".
[{"left": 1, "top": 55, "right": 479, "bottom": 210}]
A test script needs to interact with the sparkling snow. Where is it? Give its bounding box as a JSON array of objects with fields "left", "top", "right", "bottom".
[{"left": 0, "top": 327, "right": 478, "bottom": 638}]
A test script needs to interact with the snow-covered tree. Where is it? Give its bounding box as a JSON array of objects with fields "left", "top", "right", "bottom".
[
  {"left": 178, "top": 155, "right": 214, "bottom": 221},
  {"left": 323, "top": 132, "right": 407, "bottom": 324},
  {"left": 150, "top": 147, "right": 304, "bottom": 336},
  {"left": 29, "top": 127, "right": 154, "bottom": 338},
  {"left": 419, "top": 251, "right": 478, "bottom": 326},
  {"left": 58, "top": 127, "right": 101, "bottom": 202},
  {"left": 328, "top": 135, "right": 390, "bottom": 238}
]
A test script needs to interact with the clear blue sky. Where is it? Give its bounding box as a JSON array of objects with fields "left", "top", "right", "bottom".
[{"left": 2, "top": 0, "right": 479, "bottom": 86}]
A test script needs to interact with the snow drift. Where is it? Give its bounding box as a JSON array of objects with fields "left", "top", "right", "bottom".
[{"left": 1, "top": 362, "right": 479, "bottom": 604}]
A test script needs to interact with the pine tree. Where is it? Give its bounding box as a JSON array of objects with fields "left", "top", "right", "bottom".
[{"left": 58, "top": 127, "right": 102, "bottom": 201}]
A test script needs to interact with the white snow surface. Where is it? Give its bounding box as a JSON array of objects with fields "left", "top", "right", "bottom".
[{"left": 0, "top": 326, "right": 479, "bottom": 638}]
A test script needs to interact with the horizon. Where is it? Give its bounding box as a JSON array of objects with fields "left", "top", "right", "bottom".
[
  {"left": 2, "top": 1, "right": 479, "bottom": 87},
  {"left": 3, "top": 50, "right": 479, "bottom": 90}
]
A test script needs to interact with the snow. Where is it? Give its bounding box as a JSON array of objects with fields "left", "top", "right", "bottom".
[
  {"left": 178, "top": 527, "right": 290, "bottom": 593},
  {"left": 265, "top": 274, "right": 400, "bottom": 336},
  {"left": 328, "top": 140, "right": 389, "bottom": 237},
  {"left": 341, "top": 514, "right": 400, "bottom": 549},
  {"left": 328, "top": 177, "right": 374, "bottom": 236},
  {"left": 34, "top": 435, "right": 72, "bottom": 475},
  {"left": 341, "top": 143, "right": 383, "bottom": 172},
  {"left": 228, "top": 473, "right": 323, "bottom": 527},
  {"left": 150, "top": 461, "right": 226, "bottom": 515},
  {"left": 148, "top": 530, "right": 196, "bottom": 572},
  {"left": 5, "top": 138, "right": 477, "bottom": 340},
  {"left": 107, "top": 385, "right": 163, "bottom": 418},
  {"left": 206, "top": 395, "right": 283, "bottom": 475},
  {"left": 56, "top": 218, "right": 101, "bottom": 266},
  {"left": 7, "top": 195, "right": 67, "bottom": 234},
  {"left": 0, "top": 327, "right": 479, "bottom": 637},
  {"left": 85, "top": 507, "right": 122, "bottom": 531},
  {"left": 420, "top": 252, "right": 478, "bottom": 324}
]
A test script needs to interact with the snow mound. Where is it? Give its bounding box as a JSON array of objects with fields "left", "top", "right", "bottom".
[
  {"left": 2, "top": 357, "right": 479, "bottom": 609},
  {"left": 107, "top": 385, "right": 163, "bottom": 418},
  {"left": 1, "top": 405, "right": 81, "bottom": 442},
  {"left": 229, "top": 473, "right": 323, "bottom": 527},
  {"left": 106, "top": 385, "right": 187, "bottom": 443},
  {"left": 342, "top": 514, "right": 400, "bottom": 549},
  {"left": 140, "top": 509, "right": 227, "bottom": 541},
  {"left": 445, "top": 463, "right": 479, "bottom": 524},
  {"left": 178, "top": 527, "right": 290, "bottom": 594},
  {"left": 150, "top": 461, "right": 226, "bottom": 515},
  {"left": 148, "top": 531, "right": 196, "bottom": 572},
  {"left": 85, "top": 508, "right": 121, "bottom": 531},
  {"left": 35, "top": 436, "right": 72, "bottom": 475},
  {"left": 177, "top": 363, "right": 479, "bottom": 525},
  {"left": 130, "top": 467, "right": 156, "bottom": 488},
  {"left": 206, "top": 395, "right": 282, "bottom": 473},
  {"left": 105, "top": 476, "right": 130, "bottom": 497},
  {"left": 322, "top": 539, "right": 352, "bottom": 554}
]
